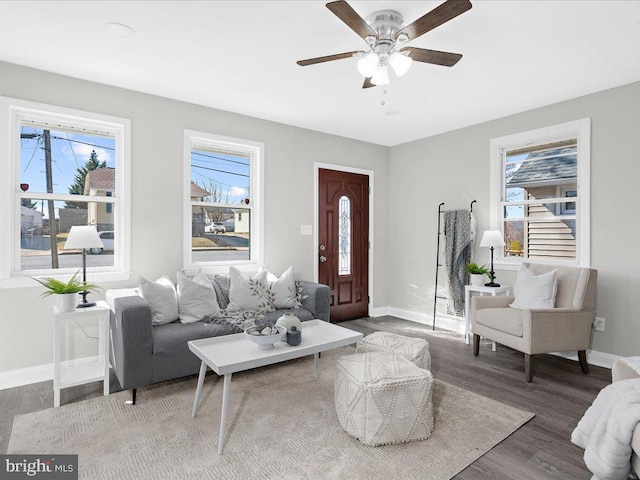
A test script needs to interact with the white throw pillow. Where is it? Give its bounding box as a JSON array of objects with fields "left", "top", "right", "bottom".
[
  {"left": 177, "top": 270, "right": 220, "bottom": 324},
  {"left": 261, "top": 265, "right": 297, "bottom": 309},
  {"left": 510, "top": 265, "right": 558, "bottom": 310},
  {"left": 139, "top": 276, "right": 179, "bottom": 325},
  {"left": 227, "top": 267, "right": 270, "bottom": 312}
]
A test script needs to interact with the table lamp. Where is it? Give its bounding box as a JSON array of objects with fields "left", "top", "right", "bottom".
[
  {"left": 479, "top": 230, "right": 505, "bottom": 287},
  {"left": 64, "top": 226, "right": 103, "bottom": 308}
]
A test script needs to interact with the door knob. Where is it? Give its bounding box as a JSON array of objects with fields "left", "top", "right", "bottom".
[{"left": 319, "top": 255, "right": 327, "bottom": 263}]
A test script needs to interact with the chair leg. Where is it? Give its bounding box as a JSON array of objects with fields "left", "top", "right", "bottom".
[
  {"left": 578, "top": 350, "right": 589, "bottom": 374},
  {"left": 473, "top": 334, "right": 480, "bottom": 356},
  {"left": 524, "top": 354, "right": 534, "bottom": 382}
]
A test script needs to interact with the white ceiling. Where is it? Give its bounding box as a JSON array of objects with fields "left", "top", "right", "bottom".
[{"left": 0, "top": 1, "right": 639, "bottom": 146}]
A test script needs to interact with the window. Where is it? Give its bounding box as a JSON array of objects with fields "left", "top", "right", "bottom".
[
  {"left": 338, "top": 195, "right": 351, "bottom": 276},
  {"left": 0, "top": 97, "right": 131, "bottom": 286},
  {"left": 184, "top": 130, "right": 263, "bottom": 271},
  {"left": 489, "top": 118, "right": 590, "bottom": 266}
]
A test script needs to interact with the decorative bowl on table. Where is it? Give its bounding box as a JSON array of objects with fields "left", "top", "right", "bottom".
[{"left": 244, "top": 325, "right": 286, "bottom": 350}]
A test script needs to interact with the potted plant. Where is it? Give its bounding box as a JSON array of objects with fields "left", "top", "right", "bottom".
[
  {"left": 464, "top": 263, "right": 491, "bottom": 287},
  {"left": 33, "top": 271, "right": 99, "bottom": 312}
]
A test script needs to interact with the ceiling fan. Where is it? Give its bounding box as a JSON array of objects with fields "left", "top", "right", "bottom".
[{"left": 297, "top": 0, "right": 472, "bottom": 88}]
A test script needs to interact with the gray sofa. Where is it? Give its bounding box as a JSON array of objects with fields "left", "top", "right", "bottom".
[{"left": 109, "top": 280, "right": 330, "bottom": 403}]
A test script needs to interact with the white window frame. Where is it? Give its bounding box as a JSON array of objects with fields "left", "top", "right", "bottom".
[
  {"left": 489, "top": 118, "right": 591, "bottom": 268},
  {"left": 0, "top": 97, "right": 131, "bottom": 287},
  {"left": 183, "top": 130, "right": 264, "bottom": 273}
]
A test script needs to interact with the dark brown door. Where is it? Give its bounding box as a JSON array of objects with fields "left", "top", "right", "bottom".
[{"left": 318, "top": 169, "right": 369, "bottom": 322}]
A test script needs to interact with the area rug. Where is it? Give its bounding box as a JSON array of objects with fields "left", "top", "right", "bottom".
[{"left": 9, "top": 350, "right": 534, "bottom": 480}]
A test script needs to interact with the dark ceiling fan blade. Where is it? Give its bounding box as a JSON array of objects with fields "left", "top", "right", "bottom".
[
  {"left": 402, "top": 47, "right": 462, "bottom": 67},
  {"left": 326, "top": 1, "right": 377, "bottom": 40},
  {"left": 396, "top": 0, "right": 472, "bottom": 41},
  {"left": 297, "top": 50, "right": 363, "bottom": 66},
  {"left": 362, "top": 77, "right": 375, "bottom": 89}
]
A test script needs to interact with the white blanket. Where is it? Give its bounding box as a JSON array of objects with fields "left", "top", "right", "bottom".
[
  {"left": 571, "top": 378, "right": 640, "bottom": 480},
  {"left": 623, "top": 357, "right": 640, "bottom": 376}
]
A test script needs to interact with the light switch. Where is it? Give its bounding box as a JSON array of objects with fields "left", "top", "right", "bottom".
[{"left": 300, "top": 225, "right": 313, "bottom": 235}]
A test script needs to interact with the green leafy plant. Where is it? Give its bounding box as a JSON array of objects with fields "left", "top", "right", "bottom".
[
  {"left": 464, "top": 263, "right": 489, "bottom": 276},
  {"left": 33, "top": 271, "right": 100, "bottom": 297}
]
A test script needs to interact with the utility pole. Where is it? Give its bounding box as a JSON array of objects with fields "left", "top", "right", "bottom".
[{"left": 43, "top": 130, "right": 59, "bottom": 268}]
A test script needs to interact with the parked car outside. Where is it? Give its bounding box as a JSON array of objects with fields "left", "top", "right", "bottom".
[
  {"left": 90, "top": 231, "right": 114, "bottom": 254},
  {"left": 205, "top": 222, "right": 226, "bottom": 234}
]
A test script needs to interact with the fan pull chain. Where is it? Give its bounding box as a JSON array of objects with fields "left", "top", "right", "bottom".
[{"left": 380, "top": 89, "right": 387, "bottom": 107}]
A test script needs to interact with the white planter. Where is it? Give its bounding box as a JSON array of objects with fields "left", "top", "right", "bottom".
[
  {"left": 469, "top": 274, "right": 485, "bottom": 287},
  {"left": 56, "top": 293, "right": 78, "bottom": 312}
]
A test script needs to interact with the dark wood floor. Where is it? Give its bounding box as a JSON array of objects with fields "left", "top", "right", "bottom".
[{"left": 0, "top": 316, "right": 610, "bottom": 479}]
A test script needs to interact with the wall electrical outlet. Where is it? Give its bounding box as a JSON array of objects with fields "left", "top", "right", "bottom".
[{"left": 594, "top": 317, "right": 605, "bottom": 332}]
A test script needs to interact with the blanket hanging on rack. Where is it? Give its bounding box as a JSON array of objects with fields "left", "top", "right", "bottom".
[{"left": 444, "top": 210, "right": 473, "bottom": 316}]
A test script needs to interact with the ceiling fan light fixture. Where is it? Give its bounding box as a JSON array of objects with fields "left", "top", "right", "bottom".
[
  {"left": 389, "top": 51, "right": 413, "bottom": 77},
  {"left": 357, "top": 52, "right": 379, "bottom": 77},
  {"left": 371, "top": 64, "right": 389, "bottom": 86},
  {"left": 396, "top": 32, "right": 409, "bottom": 43}
]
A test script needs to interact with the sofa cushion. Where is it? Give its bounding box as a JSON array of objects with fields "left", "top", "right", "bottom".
[
  {"left": 510, "top": 264, "right": 558, "bottom": 310},
  {"left": 476, "top": 307, "right": 524, "bottom": 337},
  {"left": 152, "top": 321, "right": 240, "bottom": 355},
  {"left": 177, "top": 270, "right": 220, "bottom": 324},
  {"left": 139, "top": 276, "right": 179, "bottom": 325}
]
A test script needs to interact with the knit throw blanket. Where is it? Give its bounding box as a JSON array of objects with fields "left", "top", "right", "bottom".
[
  {"left": 572, "top": 378, "right": 640, "bottom": 480},
  {"left": 444, "top": 210, "right": 472, "bottom": 315}
]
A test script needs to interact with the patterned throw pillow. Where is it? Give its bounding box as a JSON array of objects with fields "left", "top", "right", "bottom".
[
  {"left": 227, "top": 267, "right": 273, "bottom": 313},
  {"left": 262, "top": 265, "right": 297, "bottom": 309}
]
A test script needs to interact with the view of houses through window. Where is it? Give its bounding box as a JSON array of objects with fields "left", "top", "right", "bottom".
[
  {"left": 502, "top": 140, "right": 578, "bottom": 261},
  {"left": 19, "top": 124, "right": 117, "bottom": 272},
  {"left": 188, "top": 138, "right": 254, "bottom": 264}
]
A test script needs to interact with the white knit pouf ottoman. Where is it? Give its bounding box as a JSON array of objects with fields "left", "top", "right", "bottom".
[
  {"left": 356, "top": 332, "right": 431, "bottom": 371},
  {"left": 335, "top": 352, "right": 435, "bottom": 446}
]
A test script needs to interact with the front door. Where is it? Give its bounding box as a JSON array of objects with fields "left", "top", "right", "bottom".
[{"left": 318, "top": 168, "right": 369, "bottom": 322}]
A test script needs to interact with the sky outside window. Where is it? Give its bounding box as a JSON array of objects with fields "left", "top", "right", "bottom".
[
  {"left": 20, "top": 125, "right": 115, "bottom": 212},
  {"left": 190, "top": 148, "right": 250, "bottom": 204}
]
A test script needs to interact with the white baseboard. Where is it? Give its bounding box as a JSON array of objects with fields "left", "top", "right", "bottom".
[
  {"left": 0, "top": 356, "right": 104, "bottom": 391},
  {"left": 552, "top": 350, "right": 620, "bottom": 369},
  {"left": 385, "top": 307, "right": 465, "bottom": 335},
  {"left": 371, "top": 306, "right": 390, "bottom": 317},
  {"left": 0, "top": 313, "right": 622, "bottom": 390}
]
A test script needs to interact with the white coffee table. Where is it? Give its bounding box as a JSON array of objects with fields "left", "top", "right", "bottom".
[{"left": 188, "top": 319, "right": 363, "bottom": 454}]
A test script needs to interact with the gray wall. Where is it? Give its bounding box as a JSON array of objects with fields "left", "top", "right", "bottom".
[
  {"left": 0, "top": 61, "right": 389, "bottom": 372},
  {"left": 2, "top": 59, "right": 638, "bottom": 374},
  {"left": 388, "top": 80, "right": 640, "bottom": 357}
]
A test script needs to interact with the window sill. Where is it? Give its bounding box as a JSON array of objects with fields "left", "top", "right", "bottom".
[{"left": 0, "top": 271, "right": 131, "bottom": 289}]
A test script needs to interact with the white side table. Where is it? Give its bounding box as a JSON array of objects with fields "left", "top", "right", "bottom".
[
  {"left": 53, "top": 301, "right": 110, "bottom": 407},
  {"left": 464, "top": 285, "right": 512, "bottom": 351}
]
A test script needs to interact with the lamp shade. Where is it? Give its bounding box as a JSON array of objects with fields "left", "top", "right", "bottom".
[
  {"left": 389, "top": 51, "right": 412, "bottom": 77},
  {"left": 479, "top": 230, "right": 505, "bottom": 248},
  {"left": 371, "top": 64, "right": 389, "bottom": 86},
  {"left": 357, "top": 52, "right": 379, "bottom": 77},
  {"left": 64, "top": 226, "right": 104, "bottom": 249}
]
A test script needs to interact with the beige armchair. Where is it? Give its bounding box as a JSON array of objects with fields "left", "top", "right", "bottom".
[{"left": 470, "top": 263, "right": 597, "bottom": 381}]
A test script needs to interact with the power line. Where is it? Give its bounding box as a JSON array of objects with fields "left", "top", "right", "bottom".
[
  {"left": 50, "top": 135, "right": 115, "bottom": 151},
  {"left": 192, "top": 163, "right": 250, "bottom": 178},
  {"left": 65, "top": 132, "right": 81, "bottom": 169},
  {"left": 191, "top": 151, "right": 249, "bottom": 167}
]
